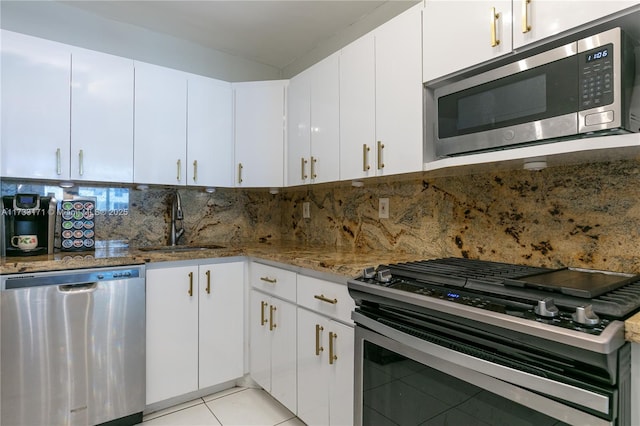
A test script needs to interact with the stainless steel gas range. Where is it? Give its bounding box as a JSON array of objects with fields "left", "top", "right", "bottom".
[{"left": 348, "top": 257, "right": 640, "bottom": 426}]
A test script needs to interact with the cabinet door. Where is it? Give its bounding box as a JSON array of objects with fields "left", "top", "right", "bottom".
[
  {"left": 297, "top": 309, "right": 330, "bottom": 426},
  {"left": 375, "top": 3, "right": 424, "bottom": 176},
  {"left": 309, "top": 52, "right": 340, "bottom": 184},
  {"left": 339, "top": 33, "right": 376, "bottom": 181},
  {"left": 199, "top": 261, "right": 244, "bottom": 388},
  {"left": 249, "top": 290, "right": 272, "bottom": 392},
  {"left": 146, "top": 266, "right": 198, "bottom": 404},
  {"left": 234, "top": 81, "right": 287, "bottom": 188},
  {"left": 513, "top": 0, "right": 640, "bottom": 49},
  {"left": 70, "top": 47, "right": 134, "bottom": 182},
  {"left": 287, "top": 70, "right": 311, "bottom": 186},
  {"left": 423, "top": 0, "right": 512, "bottom": 82},
  {"left": 187, "top": 74, "right": 233, "bottom": 187},
  {"left": 1, "top": 30, "right": 70, "bottom": 180},
  {"left": 270, "top": 298, "right": 298, "bottom": 414},
  {"left": 134, "top": 61, "right": 187, "bottom": 185},
  {"left": 328, "top": 321, "right": 355, "bottom": 426}
]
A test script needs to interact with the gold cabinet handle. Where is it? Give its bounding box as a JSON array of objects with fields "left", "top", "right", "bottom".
[
  {"left": 301, "top": 157, "right": 308, "bottom": 180},
  {"left": 314, "top": 294, "right": 338, "bottom": 304},
  {"left": 177, "top": 159, "right": 182, "bottom": 182},
  {"left": 522, "top": 0, "right": 531, "bottom": 33},
  {"left": 188, "top": 271, "right": 193, "bottom": 297},
  {"left": 78, "top": 149, "right": 84, "bottom": 176},
  {"left": 193, "top": 160, "right": 198, "bottom": 182},
  {"left": 310, "top": 156, "right": 317, "bottom": 179},
  {"left": 205, "top": 269, "right": 211, "bottom": 294},
  {"left": 56, "top": 148, "right": 62, "bottom": 175},
  {"left": 315, "top": 324, "right": 324, "bottom": 356},
  {"left": 329, "top": 331, "right": 337, "bottom": 365},
  {"left": 490, "top": 7, "right": 501, "bottom": 47},
  {"left": 363, "top": 144, "right": 371, "bottom": 171},
  {"left": 260, "top": 301, "right": 268, "bottom": 326},
  {"left": 260, "top": 276, "right": 277, "bottom": 284},
  {"left": 269, "top": 305, "right": 277, "bottom": 331},
  {"left": 377, "top": 141, "right": 384, "bottom": 170},
  {"left": 238, "top": 163, "right": 243, "bottom": 184}
]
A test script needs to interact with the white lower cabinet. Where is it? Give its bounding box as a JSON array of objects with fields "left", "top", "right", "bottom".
[
  {"left": 249, "top": 289, "right": 297, "bottom": 413},
  {"left": 297, "top": 309, "right": 354, "bottom": 426},
  {"left": 146, "top": 260, "right": 244, "bottom": 405}
]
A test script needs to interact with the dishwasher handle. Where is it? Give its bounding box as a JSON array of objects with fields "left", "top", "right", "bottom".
[{"left": 58, "top": 282, "right": 98, "bottom": 293}]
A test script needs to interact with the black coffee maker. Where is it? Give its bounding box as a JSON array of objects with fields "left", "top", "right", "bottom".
[{"left": 2, "top": 194, "right": 56, "bottom": 256}]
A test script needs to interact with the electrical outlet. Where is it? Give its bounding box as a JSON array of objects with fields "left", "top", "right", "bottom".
[
  {"left": 379, "top": 198, "right": 389, "bottom": 219},
  {"left": 303, "top": 202, "right": 310, "bottom": 219}
]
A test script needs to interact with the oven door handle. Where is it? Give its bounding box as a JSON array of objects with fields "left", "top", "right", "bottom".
[{"left": 353, "top": 312, "right": 613, "bottom": 420}]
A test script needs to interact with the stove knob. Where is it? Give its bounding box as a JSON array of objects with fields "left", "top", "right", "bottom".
[
  {"left": 534, "top": 297, "right": 559, "bottom": 318},
  {"left": 572, "top": 304, "right": 600, "bottom": 327},
  {"left": 362, "top": 267, "right": 376, "bottom": 279},
  {"left": 377, "top": 269, "right": 392, "bottom": 283}
]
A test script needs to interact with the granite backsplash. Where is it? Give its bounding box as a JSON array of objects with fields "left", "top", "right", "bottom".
[{"left": 3, "top": 158, "right": 640, "bottom": 273}]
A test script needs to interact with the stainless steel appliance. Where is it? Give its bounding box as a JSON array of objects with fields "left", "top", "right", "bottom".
[
  {"left": 1, "top": 265, "right": 146, "bottom": 426},
  {"left": 427, "top": 27, "right": 640, "bottom": 158},
  {"left": 2, "top": 193, "right": 56, "bottom": 256},
  {"left": 348, "top": 258, "right": 640, "bottom": 425}
]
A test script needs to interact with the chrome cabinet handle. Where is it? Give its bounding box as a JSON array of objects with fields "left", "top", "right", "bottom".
[
  {"left": 260, "top": 301, "right": 268, "bottom": 326},
  {"left": 301, "top": 157, "right": 308, "bottom": 181},
  {"left": 238, "top": 163, "right": 243, "bottom": 184},
  {"left": 177, "top": 159, "right": 182, "bottom": 182},
  {"left": 78, "top": 150, "right": 84, "bottom": 176},
  {"left": 315, "top": 324, "right": 324, "bottom": 356},
  {"left": 193, "top": 160, "right": 198, "bottom": 182},
  {"left": 56, "top": 148, "right": 62, "bottom": 175},
  {"left": 260, "top": 276, "right": 277, "bottom": 284},
  {"left": 363, "top": 144, "right": 370, "bottom": 171},
  {"left": 329, "top": 331, "right": 337, "bottom": 365},
  {"left": 377, "top": 141, "right": 385, "bottom": 170},
  {"left": 522, "top": 0, "right": 531, "bottom": 33},
  {"left": 188, "top": 271, "right": 193, "bottom": 297},
  {"left": 205, "top": 269, "right": 211, "bottom": 294},
  {"left": 490, "top": 7, "right": 501, "bottom": 47},
  {"left": 314, "top": 294, "right": 338, "bottom": 304}
]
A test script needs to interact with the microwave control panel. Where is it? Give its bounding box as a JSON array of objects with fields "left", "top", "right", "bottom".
[{"left": 579, "top": 43, "right": 614, "bottom": 110}]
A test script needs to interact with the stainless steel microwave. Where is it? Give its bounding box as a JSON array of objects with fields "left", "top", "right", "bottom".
[{"left": 430, "top": 27, "right": 640, "bottom": 158}]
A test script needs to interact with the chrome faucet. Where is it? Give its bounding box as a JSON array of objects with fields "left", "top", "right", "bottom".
[{"left": 169, "top": 190, "right": 185, "bottom": 246}]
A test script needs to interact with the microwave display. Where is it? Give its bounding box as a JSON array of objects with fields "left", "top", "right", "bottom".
[{"left": 586, "top": 47, "right": 609, "bottom": 63}]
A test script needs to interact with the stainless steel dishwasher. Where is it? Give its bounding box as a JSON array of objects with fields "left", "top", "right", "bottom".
[{"left": 1, "top": 265, "right": 145, "bottom": 426}]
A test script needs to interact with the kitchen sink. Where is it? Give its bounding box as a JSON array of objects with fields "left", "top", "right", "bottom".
[{"left": 138, "top": 244, "right": 226, "bottom": 252}]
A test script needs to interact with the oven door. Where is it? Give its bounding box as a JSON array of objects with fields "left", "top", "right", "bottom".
[{"left": 354, "top": 312, "right": 624, "bottom": 426}]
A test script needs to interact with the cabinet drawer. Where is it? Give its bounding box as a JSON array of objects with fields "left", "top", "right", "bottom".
[
  {"left": 297, "top": 275, "right": 354, "bottom": 324},
  {"left": 251, "top": 262, "right": 297, "bottom": 302}
]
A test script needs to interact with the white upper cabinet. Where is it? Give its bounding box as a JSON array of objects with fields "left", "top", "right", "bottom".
[
  {"left": 423, "top": 1, "right": 513, "bottom": 82},
  {"left": 308, "top": 53, "right": 340, "bottom": 184},
  {"left": 134, "top": 61, "right": 188, "bottom": 185},
  {"left": 70, "top": 47, "right": 134, "bottom": 183},
  {"left": 375, "top": 3, "right": 424, "bottom": 176},
  {"left": 340, "top": 3, "right": 423, "bottom": 180},
  {"left": 1, "top": 30, "right": 71, "bottom": 180},
  {"left": 513, "top": 0, "right": 640, "bottom": 49},
  {"left": 234, "top": 80, "right": 287, "bottom": 188},
  {"left": 287, "top": 69, "right": 312, "bottom": 186},
  {"left": 339, "top": 34, "right": 376, "bottom": 181},
  {"left": 287, "top": 53, "right": 340, "bottom": 186},
  {"left": 186, "top": 74, "right": 233, "bottom": 188}
]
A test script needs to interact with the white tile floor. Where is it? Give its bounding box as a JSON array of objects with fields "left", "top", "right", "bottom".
[{"left": 139, "top": 387, "right": 306, "bottom": 426}]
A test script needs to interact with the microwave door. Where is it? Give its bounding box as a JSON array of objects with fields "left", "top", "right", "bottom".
[{"left": 434, "top": 44, "right": 580, "bottom": 157}]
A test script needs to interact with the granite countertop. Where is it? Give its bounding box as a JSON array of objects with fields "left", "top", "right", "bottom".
[{"left": 2, "top": 241, "right": 639, "bottom": 344}]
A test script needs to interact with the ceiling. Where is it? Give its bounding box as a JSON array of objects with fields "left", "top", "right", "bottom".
[{"left": 59, "top": 1, "right": 419, "bottom": 71}]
